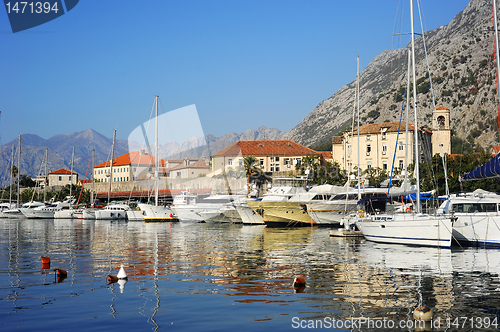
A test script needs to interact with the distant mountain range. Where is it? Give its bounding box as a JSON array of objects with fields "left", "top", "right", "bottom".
[
  {"left": 0, "top": 127, "right": 283, "bottom": 186},
  {"left": 283, "top": 0, "right": 499, "bottom": 151}
]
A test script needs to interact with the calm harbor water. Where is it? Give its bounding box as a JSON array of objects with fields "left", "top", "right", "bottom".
[{"left": 0, "top": 219, "right": 499, "bottom": 331}]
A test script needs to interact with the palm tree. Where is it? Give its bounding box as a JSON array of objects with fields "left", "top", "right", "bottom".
[
  {"left": 243, "top": 155, "right": 258, "bottom": 184},
  {"left": 243, "top": 155, "right": 258, "bottom": 194}
]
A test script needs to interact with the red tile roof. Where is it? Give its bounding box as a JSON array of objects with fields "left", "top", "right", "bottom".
[
  {"left": 49, "top": 168, "right": 78, "bottom": 175},
  {"left": 319, "top": 151, "right": 332, "bottom": 158},
  {"left": 94, "top": 150, "right": 166, "bottom": 168},
  {"left": 211, "top": 140, "right": 320, "bottom": 157}
]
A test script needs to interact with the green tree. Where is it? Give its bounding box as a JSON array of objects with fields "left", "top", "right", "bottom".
[{"left": 296, "top": 155, "right": 347, "bottom": 186}]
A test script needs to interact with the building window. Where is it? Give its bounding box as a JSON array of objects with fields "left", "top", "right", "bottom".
[
  {"left": 270, "top": 164, "right": 274, "bottom": 172},
  {"left": 383, "top": 161, "right": 388, "bottom": 170},
  {"left": 367, "top": 162, "right": 372, "bottom": 169},
  {"left": 275, "top": 157, "right": 280, "bottom": 162},
  {"left": 382, "top": 143, "right": 387, "bottom": 155},
  {"left": 275, "top": 165, "right": 280, "bottom": 172},
  {"left": 295, "top": 158, "right": 302, "bottom": 166},
  {"left": 260, "top": 159, "right": 264, "bottom": 167},
  {"left": 366, "top": 144, "right": 371, "bottom": 155},
  {"left": 399, "top": 160, "right": 404, "bottom": 169},
  {"left": 68, "top": 176, "right": 71, "bottom": 182},
  {"left": 284, "top": 158, "right": 290, "bottom": 165},
  {"left": 399, "top": 141, "right": 404, "bottom": 151},
  {"left": 270, "top": 157, "right": 275, "bottom": 162},
  {"left": 59, "top": 176, "right": 62, "bottom": 181},
  {"left": 228, "top": 159, "right": 232, "bottom": 166}
]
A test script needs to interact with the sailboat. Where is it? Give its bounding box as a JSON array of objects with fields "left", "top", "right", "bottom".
[
  {"left": 94, "top": 130, "right": 131, "bottom": 220},
  {"left": 134, "top": 95, "right": 178, "bottom": 222},
  {"left": 355, "top": 0, "right": 453, "bottom": 248}
]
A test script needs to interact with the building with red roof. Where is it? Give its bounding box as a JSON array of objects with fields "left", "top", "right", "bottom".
[
  {"left": 331, "top": 107, "right": 451, "bottom": 172},
  {"left": 48, "top": 168, "right": 79, "bottom": 188},
  {"left": 210, "top": 140, "right": 322, "bottom": 174}
]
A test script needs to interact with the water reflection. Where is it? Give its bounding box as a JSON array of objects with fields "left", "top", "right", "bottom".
[{"left": 0, "top": 218, "right": 499, "bottom": 331}]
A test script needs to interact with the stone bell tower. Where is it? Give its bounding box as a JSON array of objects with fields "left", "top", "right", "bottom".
[{"left": 431, "top": 106, "right": 451, "bottom": 156}]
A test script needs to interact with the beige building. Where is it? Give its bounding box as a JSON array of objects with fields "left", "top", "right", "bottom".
[
  {"left": 332, "top": 107, "right": 451, "bottom": 173},
  {"left": 48, "top": 168, "right": 78, "bottom": 188},
  {"left": 210, "top": 140, "right": 323, "bottom": 174},
  {"left": 168, "top": 159, "right": 211, "bottom": 179}
]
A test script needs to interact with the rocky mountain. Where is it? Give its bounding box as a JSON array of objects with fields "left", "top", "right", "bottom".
[
  {"left": 166, "top": 126, "right": 284, "bottom": 159},
  {"left": 0, "top": 126, "right": 283, "bottom": 186},
  {"left": 0, "top": 129, "right": 130, "bottom": 186},
  {"left": 283, "top": 0, "right": 499, "bottom": 151}
]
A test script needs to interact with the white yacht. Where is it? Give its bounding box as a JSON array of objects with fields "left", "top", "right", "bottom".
[
  {"left": 94, "top": 203, "right": 130, "bottom": 220},
  {"left": 136, "top": 203, "right": 179, "bottom": 222},
  {"left": 0, "top": 203, "right": 17, "bottom": 218},
  {"left": 170, "top": 191, "right": 229, "bottom": 222},
  {"left": 21, "top": 196, "right": 75, "bottom": 219},
  {"left": 437, "top": 189, "right": 500, "bottom": 247}
]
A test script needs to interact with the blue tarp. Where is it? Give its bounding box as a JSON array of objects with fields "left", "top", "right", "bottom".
[
  {"left": 403, "top": 192, "right": 444, "bottom": 201},
  {"left": 462, "top": 153, "right": 500, "bottom": 181}
]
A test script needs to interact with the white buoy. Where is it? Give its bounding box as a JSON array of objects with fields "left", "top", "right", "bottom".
[
  {"left": 117, "top": 264, "right": 128, "bottom": 280},
  {"left": 118, "top": 279, "right": 127, "bottom": 293}
]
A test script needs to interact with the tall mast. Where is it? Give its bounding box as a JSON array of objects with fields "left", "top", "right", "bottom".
[
  {"left": 70, "top": 146, "right": 75, "bottom": 199},
  {"left": 9, "top": 144, "right": 14, "bottom": 205},
  {"left": 17, "top": 134, "right": 21, "bottom": 206},
  {"left": 155, "top": 95, "right": 159, "bottom": 206},
  {"left": 356, "top": 56, "right": 361, "bottom": 200},
  {"left": 410, "top": 0, "right": 421, "bottom": 213},
  {"left": 44, "top": 147, "right": 48, "bottom": 202},
  {"left": 91, "top": 149, "right": 95, "bottom": 205},
  {"left": 404, "top": 49, "right": 410, "bottom": 189},
  {"left": 493, "top": 0, "right": 500, "bottom": 143},
  {"left": 108, "top": 130, "right": 116, "bottom": 205}
]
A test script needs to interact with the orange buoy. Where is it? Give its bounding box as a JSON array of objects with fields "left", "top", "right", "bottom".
[
  {"left": 41, "top": 256, "right": 50, "bottom": 264},
  {"left": 406, "top": 207, "right": 411, "bottom": 213},
  {"left": 169, "top": 213, "right": 173, "bottom": 217},
  {"left": 108, "top": 275, "right": 119, "bottom": 284},
  {"left": 54, "top": 268, "right": 67, "bottom": 277},
  {"left": 293, "top": 276, "right": 306, "bottom": 288}
]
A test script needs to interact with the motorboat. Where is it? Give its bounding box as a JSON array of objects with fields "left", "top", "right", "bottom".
[
  {"left": 21, "top": 196, "right": 76, "bottom": 219},
  {"left": 94, "top": 203, "right": 130, "bottom": 220},
  {"left": 437, "top": 189, "right": 500, "bottom": 247}
]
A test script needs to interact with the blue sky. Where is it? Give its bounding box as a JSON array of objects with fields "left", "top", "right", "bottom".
[{"left": 0, "top": 0, "right": 471, "bottom": 145}]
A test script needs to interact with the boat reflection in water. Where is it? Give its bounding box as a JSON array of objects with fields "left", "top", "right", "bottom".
[{"left": 0, "top": 219, "right": 499, "bottom": 331}]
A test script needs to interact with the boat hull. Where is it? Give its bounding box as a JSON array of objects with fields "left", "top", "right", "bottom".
[
  {"left": 137, "top": 204, "right": 179, "bottom": 222},
  {"left": 246, "top": 201, "right": 317, "bottom": 227},
  {"left": 305, "top": 202, "right": 358, "bottom": 226},
  {"left": 452, "top": 213, "right": 500, "bottom": 247},
  {"left": 356, "top": 214, "right": 452, "bottom": 248},
  {"left": 234, "top": 202, "right": 264, "bottom": 225}
]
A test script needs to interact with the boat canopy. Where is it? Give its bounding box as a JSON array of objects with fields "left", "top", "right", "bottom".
[{"left": 462, "top": 153, "right": 500, "bottom": 181}]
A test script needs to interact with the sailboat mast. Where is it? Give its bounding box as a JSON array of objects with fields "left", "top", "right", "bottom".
[
  {"left": 108, "top": 130, "right": 116, "bottom": 205},
  {"left": 9, "top": 144, "right": 14, "bottom": 205},
  {"left": 405, "top": 49, "right": 410, "bottom": 188},
  {"left": 44, "top": 147, "right": 48, "bottom": 202},
  {"left": 356, "top": 56, "right": 361, "bottom": 201},
  {"left": 17, "top": 134, "right": 21, "bottom": 206},
  {"left": 70, "top": 146, "right": 75, "bottom": 199},
  {"left": 493, "top": 0, "right": 500, "bottom": 143},
  {"left": 410, "top": 0, "right": 421, "bottom": 213},
  {"left": 155, "top": 95, "right": 159, "bottom": 206},
  {"left": 91, "top": 149, "right": 95, "bottom": 205}
]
